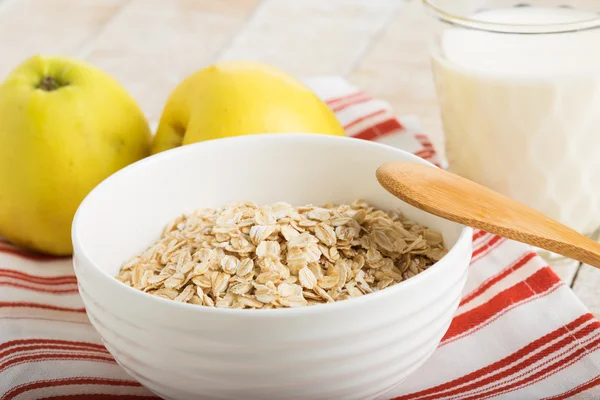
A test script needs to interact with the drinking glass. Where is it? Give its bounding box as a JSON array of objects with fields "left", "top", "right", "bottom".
[{"left": 424, "top": 1, "right": 600, "bottom": 254}]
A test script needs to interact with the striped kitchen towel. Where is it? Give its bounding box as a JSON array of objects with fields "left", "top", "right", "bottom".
[{"left": 1, "top": 77, "right": 599, "bottom": 400}]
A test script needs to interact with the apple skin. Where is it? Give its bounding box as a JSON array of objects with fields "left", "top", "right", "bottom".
[
  {"left": 152, "top": 60, "right": 345, "bottom": 154},
  {"left": 0, "top": 55, "right": 151, "bottom": 255}
]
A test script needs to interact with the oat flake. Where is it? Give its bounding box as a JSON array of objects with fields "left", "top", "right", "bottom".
[{"left": 116, "top": 200, "right": 448, "bottom": 309}]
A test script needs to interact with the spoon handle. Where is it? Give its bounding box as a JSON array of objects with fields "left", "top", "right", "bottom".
[{"left": 376, "top": 161, "right": 600, "bottom": 269}]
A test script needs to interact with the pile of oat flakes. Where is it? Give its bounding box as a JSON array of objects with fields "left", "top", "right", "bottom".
[{"left": 116, "top": 200, "right": 448, "bottom": 309}]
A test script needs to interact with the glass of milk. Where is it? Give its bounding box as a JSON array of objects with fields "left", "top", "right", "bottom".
[{"left": 425, "top": 0, "right": 600, "bottom": 244}]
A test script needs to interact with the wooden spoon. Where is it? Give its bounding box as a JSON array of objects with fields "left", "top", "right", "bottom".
[{"left": 376, "top": 161, "right": 600, "bottom": 269}]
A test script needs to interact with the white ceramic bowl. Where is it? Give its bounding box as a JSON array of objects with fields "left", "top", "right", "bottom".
[{"left": 72, "top": 134, "right": 472, "bottom": 400}]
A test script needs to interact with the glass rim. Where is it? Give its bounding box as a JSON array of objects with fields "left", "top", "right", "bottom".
[{"left": 422, "top": 0, "right": 600, "bottom": 34}]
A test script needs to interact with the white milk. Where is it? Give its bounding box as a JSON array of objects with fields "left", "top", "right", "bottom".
[{"left": 432, "top": 6, "right": 600, "bottom": 234}]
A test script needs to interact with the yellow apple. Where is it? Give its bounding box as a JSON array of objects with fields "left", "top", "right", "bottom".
[
  {"left": 0, "top": 55, "right": 151, "bottom": 255},
  {"left": 152, "top": 60, "right": 345, "bottom": 154}
]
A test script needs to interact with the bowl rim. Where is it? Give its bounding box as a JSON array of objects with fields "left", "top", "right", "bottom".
[{"left": 72, "top": 133, "right": 473, "bottom": 317}]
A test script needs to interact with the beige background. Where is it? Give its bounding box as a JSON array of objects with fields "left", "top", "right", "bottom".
[{"left": 0, "top": 0, "right": 597, "bottom": 315}]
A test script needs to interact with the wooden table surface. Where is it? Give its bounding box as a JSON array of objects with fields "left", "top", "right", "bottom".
[{"left": 0, "top": 0, "right": 597, "bottom": 315}]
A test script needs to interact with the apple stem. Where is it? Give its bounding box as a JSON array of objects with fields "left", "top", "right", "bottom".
[{"left": 37, "top": 76, "right": 65, "bottom": 91}]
